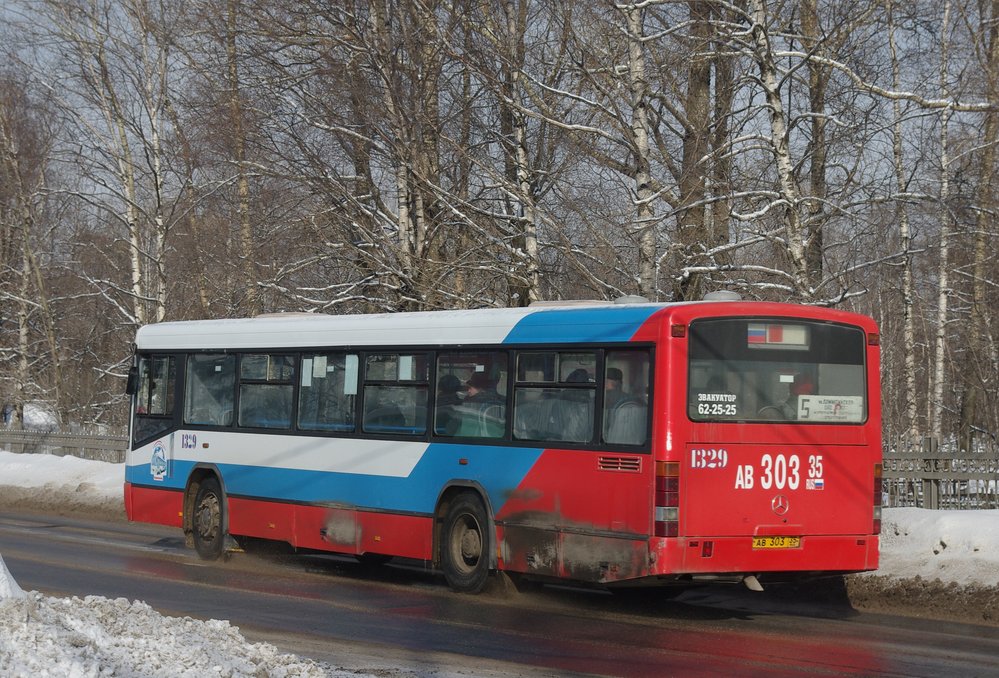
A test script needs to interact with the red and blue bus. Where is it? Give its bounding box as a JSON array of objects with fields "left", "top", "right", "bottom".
[{"left": 125, "top": 298, "right": 881, "bottom": 592}]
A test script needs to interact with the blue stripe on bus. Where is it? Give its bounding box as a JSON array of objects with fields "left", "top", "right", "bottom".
[
  {"left": 502, "top": 306, "right": 660, "bottom": 344},
  {"left": 125, "top": 442, "right": 544, "bottom": 515}
]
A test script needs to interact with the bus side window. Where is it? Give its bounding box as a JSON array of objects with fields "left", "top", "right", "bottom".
[
  {"left": 362, "top": 353, "right": 429, "bottom": 435},
  {"left": 238, "top": 354, "right": 295, "bottom": 429},
  {"left": 133, "top": 354, "right": 176, "bottom": 442},
  {"left": 513, "top": 351, "right": 596, "bottom": 444},
  {"left": 135, "top": 355, "right": 176, "bottom": 416},
  {"left": 602, "top": 351, "right": 650, "bottom": 446},
  {"left": 435, "top": 351, "right": 508, "bottom": 439},
  {"left": 184, "top": 354, "right": 236, "bottom": 427},
  {"left": 298, "top": 353, "right": 357, "bottom": 432}
]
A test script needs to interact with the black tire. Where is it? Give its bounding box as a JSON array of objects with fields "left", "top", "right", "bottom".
[
  {"left": 192, "top": 478, "right": 226, "bottom": 560},
  {"left": 441, "top": 493, "right": 491, "bottom": 593}
]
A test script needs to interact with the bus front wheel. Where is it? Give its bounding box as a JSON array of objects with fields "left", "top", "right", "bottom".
[
  {"left": 441, "top": 493, "right": 490, "bottom": 593},
  {"left": 192, "top": 478, "right": 226, "bottom": 560}
]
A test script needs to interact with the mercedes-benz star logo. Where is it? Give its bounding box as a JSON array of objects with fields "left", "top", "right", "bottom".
[{"left": 771, "top": 494, "right": 790, "bottom": 516}]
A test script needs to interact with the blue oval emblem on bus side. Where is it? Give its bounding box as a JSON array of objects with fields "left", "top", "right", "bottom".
[{"left": 150, "top": 441, "right": 167, "bottom": 481}]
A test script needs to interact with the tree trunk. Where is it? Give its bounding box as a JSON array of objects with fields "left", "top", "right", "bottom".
[
  {"left": 748, "top": 0, "right": 810, "bottom": 299},
  {"left": 624, "top": 5, "right": 657, "bottom": 300},
  {"left": 959, "top": 0, "right": 999, "bottom": 453},
  {"left": 887, "top": 0, "right": 919, "bottom": 441},
  {"left": 500, "top": 0, "right": 540, "bottom": 307},
  {"left": 675, "top": 1, "right": 712, "bottom": 301},
  {"left": 801, "top": 0, "right": 825, "bottom": 286},
  {"left": 930, "top": 0, "right": 953, "bottom": 442},
  {"left": 711, "top": 6, "right": 734, "bottom": 266},
  {"left": 227, "top": 0, "right": 259, "bottom": 316}
]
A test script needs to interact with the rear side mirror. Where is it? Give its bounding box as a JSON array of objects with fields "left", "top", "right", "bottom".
[{"left": 125, "top": 365, "right": 139, "bottom": 396}]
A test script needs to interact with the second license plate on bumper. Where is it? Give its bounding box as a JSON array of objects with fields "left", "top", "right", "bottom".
[{"left": 752, "top": 536, "right": 801, "bottom": 549}]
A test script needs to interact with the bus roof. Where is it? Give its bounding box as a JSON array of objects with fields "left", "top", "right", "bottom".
[
  {"left": 133, "top": 300, "right": 876, "bottom": 351},
  {"left": 134, "top": 303, "right": 673, "bottom": 350}
]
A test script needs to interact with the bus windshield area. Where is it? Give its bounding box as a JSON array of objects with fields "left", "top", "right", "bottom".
[{"left": 687, "top": 318, "right": 867, "bottom": 424}]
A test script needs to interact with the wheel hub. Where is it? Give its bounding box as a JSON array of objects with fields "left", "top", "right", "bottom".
[
  {"left": 197, "top": 496, "right": 219, "bottom": 539},
  {"left": 460, "top": 526, "right": 481, "bottom": 563}
]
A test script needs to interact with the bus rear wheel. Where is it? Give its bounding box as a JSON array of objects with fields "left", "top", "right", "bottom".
[
  {"left": 192, "top": 478, "right": 226, "bottom": 560},
  {"left": 441, "top": 493, "right": 490, "bottom": 593}
]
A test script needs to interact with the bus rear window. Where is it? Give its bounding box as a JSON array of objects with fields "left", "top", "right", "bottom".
[{"left": 688, "top": 318, "right": 867, "bottom": 424}]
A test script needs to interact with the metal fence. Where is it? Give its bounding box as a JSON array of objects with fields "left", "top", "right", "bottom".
[
  {"left": 0, "top": 429, "right": 128, "bottom": 464},
  {"left": 2, "top": 430, "right": 998, "bottom": 509},
  {"left": 883, "top": 438, "right": 999, "bottom": 510}
]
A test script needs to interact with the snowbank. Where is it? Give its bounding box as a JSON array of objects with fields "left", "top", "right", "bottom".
[
  {"left": 0, "top": 552, "right": 333, "bottom": 677},
  {"left": 0, "top": 450, "right": 124, "bottom": 520},
  {"left": 877, "top": 507, "right": 999, "bottom": 587},
  {"left": 0, "top": 450, "right": 122, "bottom": 493}
]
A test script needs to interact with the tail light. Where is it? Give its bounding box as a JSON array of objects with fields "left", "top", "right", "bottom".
[
  {"left": 873, "top": 463, "right": 883, "bottom": 535},
  {"left": 655, "top": 461, "right": 679, "bottom": 537}
]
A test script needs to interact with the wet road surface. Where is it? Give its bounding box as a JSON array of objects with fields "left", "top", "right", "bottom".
[{"left": 2, "top": 510, "right": 998, "bottom": 676}]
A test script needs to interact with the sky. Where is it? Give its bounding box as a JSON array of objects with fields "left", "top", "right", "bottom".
[{"left": 1, "top": 450, "right": 997, "bottom": 676}]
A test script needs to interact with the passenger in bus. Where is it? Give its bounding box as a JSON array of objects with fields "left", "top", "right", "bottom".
[
  {"left": 760, "top": 374, "right": 814, "bottom": 420},
  {"left": 465, "top": 371, "right": 502, "bottom": 405},
  {"left": 605, "top": 368, "right": 648, "bottom": 444},
  {"left": 606, "top": 399, "right": 647, "bottom": 445},
  {"left": 781, "top": 375, "right": 814, "bottom": 419},
  {"left": 435, "top": 374, "right": 462, "bottom": 435},
  {"left": 604, "top": 367, "right": 625, "bottom": 410},
  {"left": 460, "top": 372, "right": 504, "bottom": 437},
  {"left": 437, "top": 374, "right": 462, "bottom": 404}
]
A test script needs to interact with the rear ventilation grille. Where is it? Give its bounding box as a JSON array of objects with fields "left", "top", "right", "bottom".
[{"left": 598, "top": 456, "right": 642, "bottom": 472}]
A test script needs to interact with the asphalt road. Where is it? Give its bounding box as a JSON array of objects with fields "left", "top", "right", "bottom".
[{"left": 2, "top": 510, "right": 999, "bottom": 677}]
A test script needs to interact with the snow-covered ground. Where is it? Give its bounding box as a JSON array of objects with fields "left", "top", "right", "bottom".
[
  {"left": 0, "top": 453, "right": 345, "bottom": 677},
  {"left": 1, "top": 450, "right": 997, "bottom": 675},
  {"left": 0, "top": 562, "right": 332, "bottom": 677}
]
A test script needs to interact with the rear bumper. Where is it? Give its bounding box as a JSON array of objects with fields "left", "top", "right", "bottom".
[{"left": 651, "top": 534, "right": 879, "bottom": 576}]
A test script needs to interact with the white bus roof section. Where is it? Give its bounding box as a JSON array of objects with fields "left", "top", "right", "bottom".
[{"left": 134, "top": 304, "right": 672, "bottom": 351}]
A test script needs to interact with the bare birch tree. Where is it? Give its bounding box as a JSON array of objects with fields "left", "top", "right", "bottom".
[
  {"left": 886, "top": 0, "right": 921, "bottom": 442},
  {"left": 957, "top": 0, "right": 999, "bottom": 451},
  {"left": 0, "top": 74, "right": 60, "bottom": 427},
  {"left": 24, "top": 0, "right": 189, "bottom": 327},
  {"left": 930, "top": 0, "right": 954, "bottom": 442}
]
